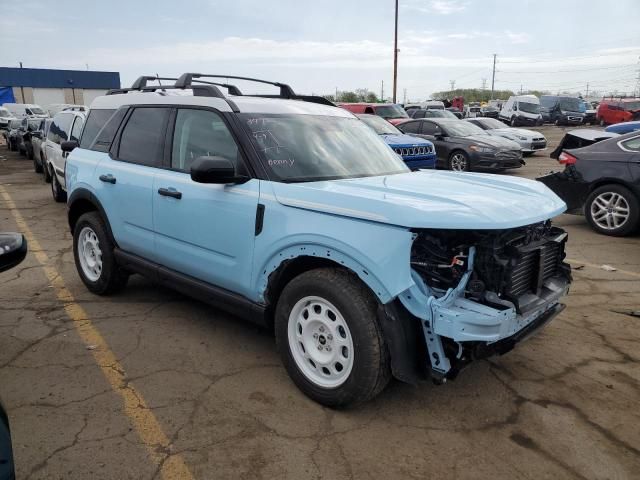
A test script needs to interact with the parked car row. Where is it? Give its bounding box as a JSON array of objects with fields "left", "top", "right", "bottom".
[{"left": 4, "top": 73, "right": 575, "bottom": 407}]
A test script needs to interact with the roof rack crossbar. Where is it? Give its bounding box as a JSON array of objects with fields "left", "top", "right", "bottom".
[
  {"left": 131, "top": 76, "right": 179, "bottom": 89},
  {"left": 191, "top": 79, "right": 243, "bottom": 96},
  {"left": 175, "top": 73, "right": 296, "bottom": 99}
]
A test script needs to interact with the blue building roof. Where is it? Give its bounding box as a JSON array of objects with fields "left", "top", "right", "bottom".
[{"left": 0, "top": 67, "right": 120, "bottom": 89}]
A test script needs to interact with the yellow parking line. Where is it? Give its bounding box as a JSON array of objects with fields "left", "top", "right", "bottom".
[
  {"left": 566, "top": 258, "right": 640, "bottom": 279},
  {"left": 0, "top": 185, "right": 194, "bottom": 480}
]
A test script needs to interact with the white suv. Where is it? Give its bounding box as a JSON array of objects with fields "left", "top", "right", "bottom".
[{"left": 44, "top": 110, "right": 86, "bottom": 202}]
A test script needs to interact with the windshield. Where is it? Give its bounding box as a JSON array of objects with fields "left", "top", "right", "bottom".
[
  {"left": 10, "top": 119, "right": 21, "bottom": 128},
  {"left": 441, "top": 110, "right": 458, "bottom": 119},
  {"left": 425, "top": 110, "right": 449, "bottom": 118},
  {"left": 357, "top": 115, "right": 401, "bottom": 135},
  {"left": 240, "top": 114, "right": 409, "bottom": 182},
  {"left": 479, "top": 118, "right": 506, "bottom": 129},
  {"left": 442, "top": 121, "right": 486, "bottom": 137},
  {"left": 373, "top": 105, "right": 408, "bottom": 119},
  {"left": 559, "top": 98, "right": 581, "bottom": 112},
  {"left": 27, "top": 119, "right": 41, "bottom": 130},
  {"left": 28, "top": 107, "right": 45, "bottom": 115},
  {"left": 482, "top": 106, "right": 497, "bottom": 112},
  {"left": 623, "top": 101, "right": 640, "bottom": 111},
  {"left": 518, "top": 101, "right": 540, "bottom": 114}
]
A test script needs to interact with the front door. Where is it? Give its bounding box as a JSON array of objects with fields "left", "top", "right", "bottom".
[{"left": 153, "top": 107, "right": 259, "bottom": 297}]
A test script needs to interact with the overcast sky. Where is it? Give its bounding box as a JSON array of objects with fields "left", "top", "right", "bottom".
[{"left": 2, "top": 0, "right": 639, "bottom": 101}]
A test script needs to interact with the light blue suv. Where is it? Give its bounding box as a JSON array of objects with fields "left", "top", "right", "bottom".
[{"left": 64, "top": 74, "right": 572, "bottom": 407}]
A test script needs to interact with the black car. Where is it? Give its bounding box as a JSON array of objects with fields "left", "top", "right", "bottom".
[
  {"left": 538, "top": 131, "right": 640, "bottom": 236},
  {"left": 3, "top": 120, "right": 22, "bottom": 152},
  {"left": 21, "top": 118, "right": 43, "bottom": 160},
  {"left": 397, "top": 118, "right": 524, "bottom": 171},
  {"left": 446, "top": 107, "right": 463, "bottom": 119},
  {"left": 479, "top": 106, "right": 499, "bottom": 118}
]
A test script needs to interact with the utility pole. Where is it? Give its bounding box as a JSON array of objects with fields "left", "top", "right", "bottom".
[
  {"left": 449, "top": 80, "right": 456, "bottom": 91},
  {"left": 490, "top": 53, "right": 497, "bottom": 100},
  {"left": 381, "top": 80, "right": 384, "bottom": 102},
  {"left": 335, "top": 86, "right": 338, "bottom": 102},
  {"left": 481, "top": 78, "right": 487, "bottom": 90},
  {"left": 403, "top": 88, "right": 407, "bottom": 104},
  {"left": 585, "top": 82, "right": 589, "bottom": 99},
  {"left": 392, "top": 0, "right": 399, "bottom": 103},
  {"left": 520, "top": 84, "right": 523, "bottom": 94}
]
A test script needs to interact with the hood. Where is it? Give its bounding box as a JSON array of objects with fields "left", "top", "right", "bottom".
[
  {"left": 462, "top": 134, "right": 521, "bottom": 149},
  {"left": 270, "top": 171, "right": 566, "bottom": 229},
  {"left": 491, "top": 128, "right": 539, "bottom": 138},
  {"left": 380, "top": 133, "right": 433, "bottom": 147}
]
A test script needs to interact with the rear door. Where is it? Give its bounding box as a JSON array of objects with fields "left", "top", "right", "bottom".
[
  {"left": 152, "top": 107, "right": 259, "bottom": 296},
  {"left": 60, "top": 115, "right": 85, "bottom": 189},
  {"left": 94, "top": 106, "right": 170, "bottom": 261}
]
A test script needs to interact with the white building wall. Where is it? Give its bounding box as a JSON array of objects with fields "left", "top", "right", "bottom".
[
  {"left": 82, "top": 89, "right": 109, "bottom": 107},
  {"left": 33, "top": 88, "right": 65, "bottom": 108}
]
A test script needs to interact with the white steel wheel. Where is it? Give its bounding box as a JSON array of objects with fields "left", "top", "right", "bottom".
[
  {"left": 287, "top": 296, "right": 354, "bottom": 388},
  {"left": 77, "top": 226, "right": 103, "bottom": 282},
  {"left": 590, "top": 192, "right": 630, "bottom": 231},
  {"left": 450, "top": 153, "right": 468, "bottom": 171}
]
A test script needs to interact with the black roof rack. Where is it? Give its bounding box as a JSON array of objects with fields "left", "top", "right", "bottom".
[
  {"left": 175, "top": 73, "right": 334, "bottom": 106},
  {"left": 130, "top": 76, "right": 178, "bottom": 89}
]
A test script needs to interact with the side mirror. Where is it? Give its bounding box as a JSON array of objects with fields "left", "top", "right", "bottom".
[
  {"left": 61, "top": 140, "right": 78, "bottom": 153},
  {"left": 190, "top": 156, "right": 249, "bottom": 184},
  {"left": 0, "top": 233, "right": 28, "bottom": 274},
  {"left": 513, "top": 104, "right": 518, "bottom": 111}
]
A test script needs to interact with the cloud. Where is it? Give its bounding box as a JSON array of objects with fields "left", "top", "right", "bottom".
[
  {"left": 504, "top": 30, "right": 531, "bottom": 44},
  {"left": 403, "top": 0, "right": 467, "bottom": 15}
]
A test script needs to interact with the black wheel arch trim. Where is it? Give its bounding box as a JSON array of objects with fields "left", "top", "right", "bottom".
[{"left": 67, "top": 188, "right": 117, "bottom": 246}]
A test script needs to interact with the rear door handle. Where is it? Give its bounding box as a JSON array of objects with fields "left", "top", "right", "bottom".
[
  {"left": 158, "top": 187, "right": 182, "bottom": 199},
  {"left": 99, "top": 174, "right": 116, "bottom": 184}
]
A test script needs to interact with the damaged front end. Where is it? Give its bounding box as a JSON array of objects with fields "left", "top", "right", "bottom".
[{"left": 398, "top": 221, "right": 571, "bottom": 382}]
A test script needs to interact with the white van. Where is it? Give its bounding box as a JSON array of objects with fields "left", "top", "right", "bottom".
[
  {"left": 2, "top": 103, "right": 49, "bottom": 119},
  {"left": 498, "top": 95, "right": 542, "bottom": 127}
]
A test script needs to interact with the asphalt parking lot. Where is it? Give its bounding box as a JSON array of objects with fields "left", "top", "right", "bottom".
[{"left": 1, "top": 125, "right": 639, "bottom": 479}]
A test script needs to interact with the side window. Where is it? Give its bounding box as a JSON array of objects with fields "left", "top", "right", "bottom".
[
  {"left": 46, "top": 114, "right": 72, "bottom": 144},
  {"left": 171, "top": 108, "right": 239, "bottom": 171},
  {"left": 80, "top": 109, "right": 114, "bottom": 149},
  {"left": 87, "top": 109, "right": 127, "bottom": 152},
  {"left": 400, "top": 121, "right": 421, "bottom": 134},
  {"left": 421, "top": 121, "right": 440, "bottom": 135},
  {"left": 47, "top": 120, "right": 59, "bottom": 143},
  {"left": 620, "top": 136, "right": 640, "bottom": 152},
  {"left": 117, "top": 107, "right": 170, "bottom": 167},
  {"left": 70, "top": 117, "right": 84, "bottom": 143},
  {"left": 414, "top": 110, "right": 425, "bottom": 119}
]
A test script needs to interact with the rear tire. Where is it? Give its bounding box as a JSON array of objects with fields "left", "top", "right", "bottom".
[
  {"left": 33, "top": 155, "right": 42, "bottom": 173},
  {"left": 585, "top": 184, "right": 639, "bottom": 237},
  {"left": 73, "top": 212, "right": 128, "bottom": 295},
  {"left": 51, "top": 171, "right": 67, "bottom": 203},
  {"left": 274, "top": 268, "right": 391, "bottom": 407}
]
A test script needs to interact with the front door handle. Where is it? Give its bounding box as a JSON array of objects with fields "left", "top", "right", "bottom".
[
  {"left": 99, "top": 174, "right": 116, "bottom": 184},
  {"left": 158, "top": 187, "right": 182, "bottom": 199}
]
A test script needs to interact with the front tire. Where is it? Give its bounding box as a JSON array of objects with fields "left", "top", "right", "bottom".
[
  {"left": 274, "top": 268, "right": 391, "bottom": 407},
  {"left": 585, "top": 184, "right": 639, "bottom": 236},
  {"left": 43, "top": 160, "right": 52, "bottom": 183},
  {"left": 448, "top": 151, "right": 470, "bottom": 171},
  {"left": 51, "top": 171, "right": 67, "bottom": 202},
  {"left": 73, "top": 212, "right": 128, "bottom": 294},
  {"left": 510, "top": 117, "right": 517, "bottom": 127}
]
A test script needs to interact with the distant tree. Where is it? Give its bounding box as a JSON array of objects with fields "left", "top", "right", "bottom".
[
  {"left": 339, "top": 91, "right": 359, "bottom": 103},
  {"left": 365, "top": 92, "right": 379, "bottom": 103},
  {"left": 431, "top": 88, "right": 515, "bottom": 103}
]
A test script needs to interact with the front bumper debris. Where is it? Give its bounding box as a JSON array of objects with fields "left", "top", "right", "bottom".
[{"left": 399, "top": 246, "right": 570, "bottom": 380}]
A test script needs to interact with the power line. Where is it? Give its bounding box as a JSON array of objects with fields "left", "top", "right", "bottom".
[
  {"left": 497, "top": 64, "right": 637, "bottom": 74},
  {"left": 499, "top": 49, "right": 640, "bottom": 64}
]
